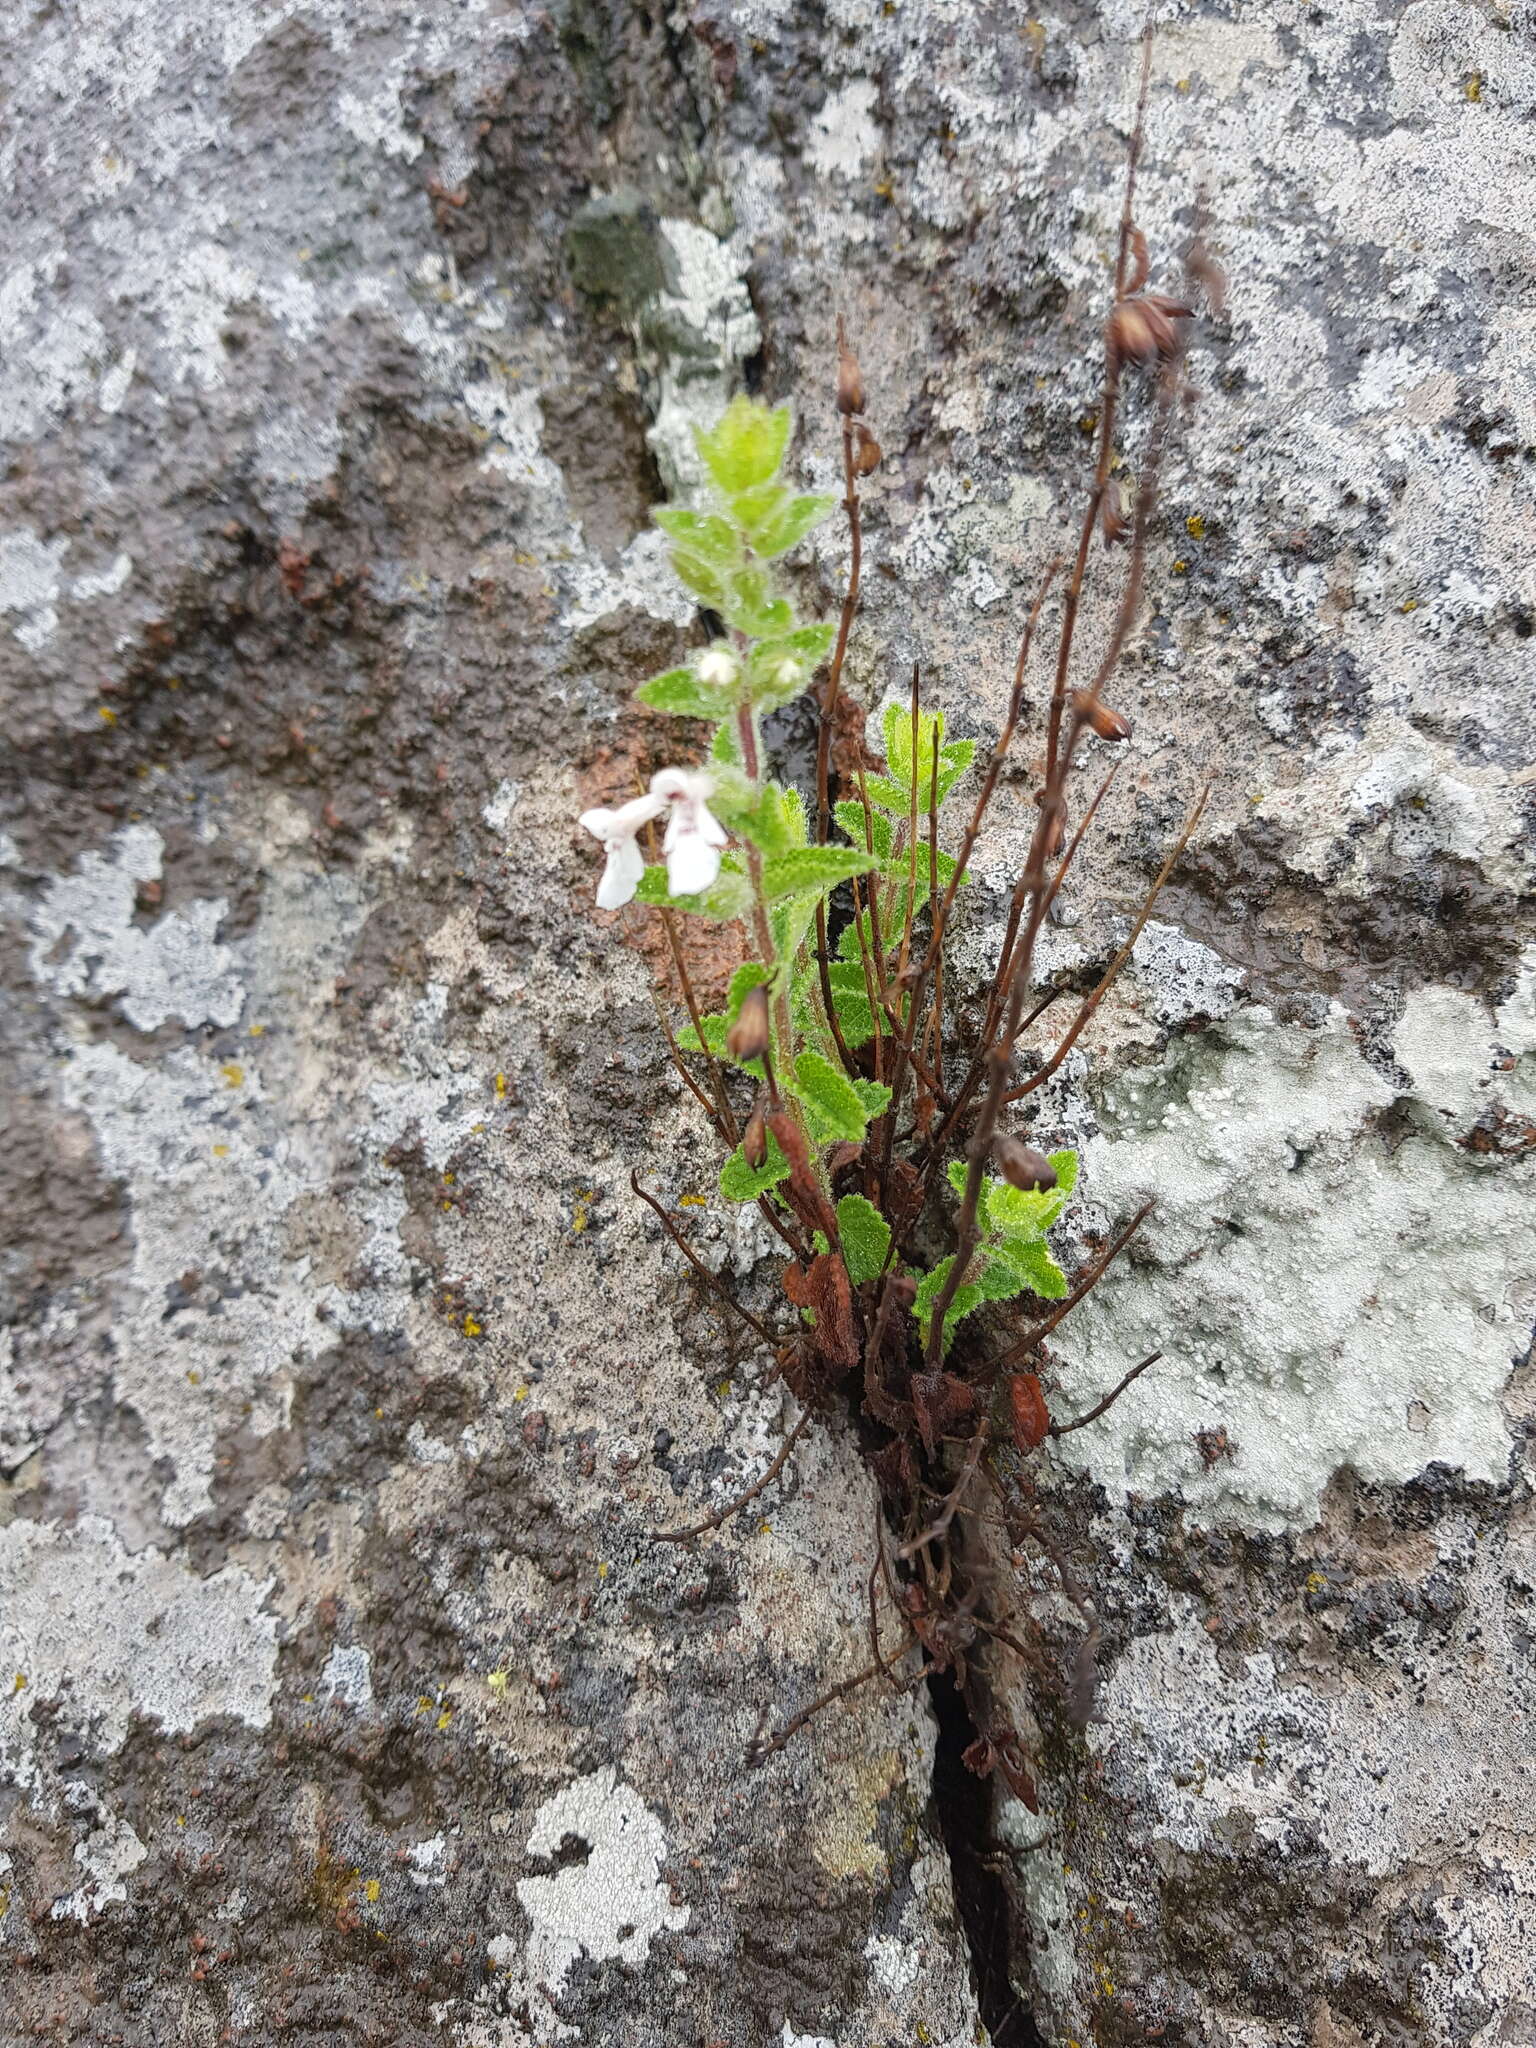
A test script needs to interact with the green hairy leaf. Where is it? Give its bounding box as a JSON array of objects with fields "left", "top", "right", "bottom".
[
  {"left": 987, "top": 1182, "right": 1067, "bottom": 1241},
  {"left": 833, "top": 801, "right": 892, "bottom": 860},
  {"left": 836, "top": 1194, "right": 891, "bottom": 1285},
  {"left": 826, "top": 960, "right": 875, "bottom": 1047},
  {"left": 652, "top": 508, "right": 743, "bottom": 571},
  {"left": 694, "top": 397, "right": 792, "bottom": 495},
  {"left": 720, "top": 565, "right": 794, "bottom": 639},
  {"left": 790, "top": 1051, "right": 875, "bottom": 1143},
  {"left": 1049, "top": 1148, "right": 1079, "bottom": 1195},
  {"left": 745, "top": 624, "right": 836, "bottom": 710},
  {"left": 913, "top": 1256, "right": 983, "bottom": 1352},
  {"left": 761, "top": 846, "right": 879, "bottom": 902},
  {"left": 634, "top": 863, "right": 753, "bottom": 922},
  {"left": 726, "top": 962, "right": 771, "bottom": 1019},
  {"left": 770, "top": 889, "right": 822, "bottom": 966},
  {"left": 737, "top": 489, "right": 837, "bottom": 558},
  {"left": 719, "top": 1129, "right": 790, "bottom": 1202},
  {"left": 986, "top": 1237, "right": 1068, "bottom": 1300},
  {"left": 635, "top": 667, "right": 733, "bottom": 718}
]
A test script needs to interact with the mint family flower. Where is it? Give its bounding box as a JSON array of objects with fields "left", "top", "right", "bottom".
[{"left": 578, "top": 771, "right": 727, "bottom": 909}]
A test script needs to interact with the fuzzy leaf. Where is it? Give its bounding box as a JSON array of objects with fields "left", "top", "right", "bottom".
[
  {"left": 634, "top": 862, "right": 753, "bottom": 922},
  {"left": 761, "top": 846, "right": 879, "bottom": 902},
  {"left": 720, "top": 565, "right": 793, "bottom": 638},
  {"left": 745, "top": 624, "right": 836, "bottom": 710},
  {"left": 836, "top": 1194, "right": 891, "bottom": 1285},
  {"left": 719, "top": 1129, "right": 790, "bottom": 1202},
  {"left": 989, "top": 1237, "right": 1068, "bottom": 1300},
  {"left": 850, "top": 1077, "right": 892, "bottom": 1121},
  {"left": 635, "top": 666, "right": 733, "bottom": 718},
  {"left": 710, "top": 720, "right": 744, "bottom": 767},
  {"left": 652, "top": 508, "right": 742, "bottom": 570},
  {"left": 770, "top": 889, "right": 822, "bottom": 966},
  {"left": 986, "top": 1182, "right": 1065, "bottom": 1241},
  {"left": 676, "top": 1013, "right": 727, "bottom": 1056},
  {"left": 913, "top": 1256, "right": 984, "bottom": 1352},
  {"left": 734, "top": 780, "right": 804, "bottom": 855},
  {"left": 726, "top": 962, "right": 771, "bottom": 1021},
  {"left": 669, "top": 552, "right": 728, "bottom": 606},
  {"left": 791, "top": 1051, "right": 873, "bottom": 1143},
  {"left": 826, "top": 960, "right": 875, "bottom": 1048},
  {"left": 833, "top": 800, "right": 892, "bottom": 860},
  {"left": 742, "top": 489, "right": 837, "bottom": 557},
  {"left": 1049, "top": 1148, "right": 1079, "bottom": 1195},
  {"left": 694, "top": 396, "right": 792, "bottom": 495}
]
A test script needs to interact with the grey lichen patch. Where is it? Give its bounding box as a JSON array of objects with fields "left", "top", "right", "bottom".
[
  {"left": 0, "top": 1514, "right": 278, "bottom": 1761},
  {"left": 511, "top": 1766, "right": 689, "bottom": 1991},
  {"left": 1051, "top": 1003, "right": 1534, "bottom": 1528},
  {"left": 28, "top": 824, "right": 243, "bottom": 1031}
]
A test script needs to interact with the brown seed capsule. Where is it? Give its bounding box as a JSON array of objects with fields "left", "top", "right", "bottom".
[
  {"left": 1107, "top": 292, "right": 1194, "bottom": 367},
  {"left": 726, "top": 984, "right": 770, "bottom": 1062},
  {"left": 852, "top": 422, "right": 881, "bottom": 475},
  {"left": 835, "top": 314, "right": 865, "bottom": 416},
  {"left": 1071, "top": 691, "right": 1132, "bottom": 742},
  {"left": 742, "top": 1105, "right": 769, "bottom": 1171},
  {"left": 993, "top": 1137, "right": 1057, "bottom": 1192}
]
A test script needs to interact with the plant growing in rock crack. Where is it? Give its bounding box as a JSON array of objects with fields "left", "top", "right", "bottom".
[{"left": 577, "top": 46, "right": 1220, "bottom": 1805}]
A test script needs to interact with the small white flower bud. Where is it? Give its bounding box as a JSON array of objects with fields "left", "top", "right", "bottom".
[
  {"left": 697, "top": 648, "right": 738, "bottom": 689},
  {"left": 775, "top": 659, "right": 802, "bottom": 690}
]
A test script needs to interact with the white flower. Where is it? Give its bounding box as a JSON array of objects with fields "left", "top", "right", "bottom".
[
  {"left": 577, "top": 791, "right": 666, "bottom": 910},
  {"left": 697, "top": 648, "right": 738, "bottom": 688},
  {"left": 651, "top": 768, "right": 728, "bottom": 898}
]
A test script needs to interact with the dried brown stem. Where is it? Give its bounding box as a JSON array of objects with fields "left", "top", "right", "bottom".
[
  {"left": 1050, "top": 1349, "right": 1162, "bottom": 1436},
  {"left": 630, "top": 1171, "right": 781, "bottom": 1351}
]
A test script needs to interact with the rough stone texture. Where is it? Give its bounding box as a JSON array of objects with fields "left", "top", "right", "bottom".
[{"left": 0, "top": 4, "right": 1532, "bottom": 2046}]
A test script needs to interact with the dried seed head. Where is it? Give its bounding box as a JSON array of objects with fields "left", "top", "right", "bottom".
[
  {"left": 835, "top": 315, "right": 865, "bottom": 416},
  {"left": 1071, "top": 691, "right": 1133, "bottom": 742},
  {"left": 852, "top": 423, "right": 881, "bottom": 475},
  {"left": 993, "top": 1137, "right": 1057, "bottom": 1192},
  {"left": 741, "top": 1104, "right": 769, "bottom": 1170},
  {"left": 1101, "top": 479, "right": 1130, "bottom": 549},
  {"left": 1107, "top": 292, "right": 1194, "bottom": 368},
  {"left": 726, "top": 984, "right": 771, "bottom": 1063}
]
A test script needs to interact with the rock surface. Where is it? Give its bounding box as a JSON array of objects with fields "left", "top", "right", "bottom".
[{"left": 0, "top": 3, "right": 1531, "bottom": 2045}]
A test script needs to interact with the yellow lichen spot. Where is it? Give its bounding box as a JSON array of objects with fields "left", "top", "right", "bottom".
[
  {"left": 1401, "top": 598, "right": 1419, "bottom": 612},
  {"left": 175, "top": 1816, "right": 186, "bottom": 1829},
  {"left": 487, "top": 1670, "right": 509, "bottom": 1694},
  {"left": 374, "top": 1407, "right": 383, "bottom": 1419},
  {"left": 597, "top": 1562, "right": 610, "bottom": 1580},
  {"left": 463, "top": 1314, "right": 482, "bottom": 1338},
  {"left": 364, "top": 1878, "right": 381, "bottom": 1903},
  {"left": 1176, "top": 76, "right": 1191, "bottom": 93},
  {"left": 1078, "top": 412, "right": 1098, "bottom": 435},
  {"left": 165, "top": 676, "right": 181, "bottom": 691},
  {"left": 436, "top": 1710, "right": 452, "bottom": 1731},
  {"left": 11, "top": 1673, "right": 26, "bottom": 1694},
  {"left": 98, "top": 705, "right": 117, "bottom": 724},
  {"left": 297, "top": 247, "right": 312, "bottom": 261},
  {"left": 1464, "top": 73, "right": 1482, "bottom": 101},
  {"left": 716, "top": 1379, "right": 732, "bottom": 1399},
  {"left": 493, "top": 1071, "right": 507, "bottom": 1099},
  {"left": 571, "top": 1190, "right": 593, "bottom": 1233},
  {"left": 513, "top": 1383, "right": 529, "bottom": 1402},
  {"left": 416, "top": 1696, "right": 434, "bottom": 1715},
  {"left": 211, "top": 1144, "right": 230, "bottom": 1159},
  {"left": 1172, "top": 558, "right": 1189, "bottom": 575},
  {"left": 1305, "top": 1569, "right": 1328, "bottom": 1592},
  {"left": 441, "top": 1200, "right": 453, "bottom": 1212},
  {"left": 301, "top": 1693, "right": 314, "bottom": 1705},
  {"left": 677, "top": 1192, "right": 707, "bottom": 1208},
  {"left": 220, "top": 1063, "right": 244, "bottom": 1088},
  {"left": 873, "top": 178, "right": 894, "bottom": 199},
  {"left": 1185, "top": 513, "right": 1206, "bottom": 540},
  {"left": 759, "top": 1520, "right": 772, "bottom": 1536},
  {"left": 186, "top": 1370, "right": 201, "bottom": 1386}
]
